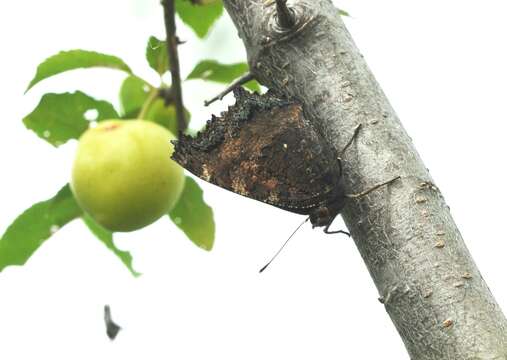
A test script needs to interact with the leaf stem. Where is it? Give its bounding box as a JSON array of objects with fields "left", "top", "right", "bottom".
[
  {"left": 162, "top": 0, "right": 187, "bottom": 132},
  {"left": 138, "top": 88, "right": 158, "bottom": 120}
]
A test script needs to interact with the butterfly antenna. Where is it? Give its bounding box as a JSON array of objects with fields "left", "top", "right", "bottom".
[{"left": 259, "top": 217, "right": 310, "bottom": 273}]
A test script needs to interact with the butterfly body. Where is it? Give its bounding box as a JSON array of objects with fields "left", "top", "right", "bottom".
[{"left": 172, "top": 88, "right": 347, "bottom": 231}]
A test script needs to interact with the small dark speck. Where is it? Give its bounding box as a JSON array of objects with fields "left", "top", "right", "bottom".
[
  {"left": 443, "top": 319, "right": 454, "bottom": 328},
  {"left": 462, "top": 272, "right": 473, "bottom": 280},
  {"left": 423, "top": 290, "right": 433, "bottom": 298},
  {"left": 104, "top": 305, "right": 122, "bottom": 340}
]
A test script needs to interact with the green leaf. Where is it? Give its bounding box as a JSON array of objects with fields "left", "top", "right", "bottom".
[
  {"left": 26, "top": 49, "right": 132, "bottom": 93},
  {"left": 23, "top": 91, "right": 119, "bottom": 147},
  {"left": 244, "top": 79, "right": 261, "bottom": 92},
  {"left": 187, "top": 60, "right": 249, "bottom": 83},
  {"left": 175, "top": 0, "right": 223, "bottom": 38},
  {"left": 120, "top": 76, "right": 152, "bottom": 118},
  {"left": 82, "top": 214, "right": 140, "bottom": 277},
  {"left": 146, "top": 36, "right": 170, "bottom": 76},
  {"left": 169, "top": 177, "right": 215, "bottom": 251},
  {"left": 0, "top": 185, "right": 82, "bottom": 272}
]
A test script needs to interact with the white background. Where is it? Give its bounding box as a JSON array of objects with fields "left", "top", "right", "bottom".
[{"left": 0, "top": 0, "right": 506, "bottom": 359}]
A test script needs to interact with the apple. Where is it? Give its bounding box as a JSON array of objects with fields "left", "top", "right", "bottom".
[{"left": 71, "top": 120, "right": 185, "bottom": 232}]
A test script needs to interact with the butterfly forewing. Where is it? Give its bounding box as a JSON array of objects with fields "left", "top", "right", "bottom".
[{"left": 172, "top": 88, "right": 342, "bottom": 215}]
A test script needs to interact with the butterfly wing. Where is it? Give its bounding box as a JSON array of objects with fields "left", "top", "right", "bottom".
[{"left": 172, "top": 89, "right": 342, "bottom": 215}]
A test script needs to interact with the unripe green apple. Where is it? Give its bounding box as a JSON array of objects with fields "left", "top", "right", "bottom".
[{"left": 71, "top": 120, "right": 185, "bottom": 232}]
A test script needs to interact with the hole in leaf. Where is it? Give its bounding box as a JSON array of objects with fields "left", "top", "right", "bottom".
[
  {"left": 173, "top": 217, "right": 182, "bottom": 225},
  {"left": 43, "top": 130, "right": 51, "bottom": 138},
  {"left": 50, "top": 225, "right": 60, "bottom": 234},
  {"left": 201, "top": 70, "right": 213, "bottom": 79},
  {"left": 84, "top": 109, "right": 99, "bottom": 122},
  {"left": 148, "top": 39, "right": 163, "bottom": 50},
  {"left": 161, "top": 73, "right": 171, "bottom": 84}
]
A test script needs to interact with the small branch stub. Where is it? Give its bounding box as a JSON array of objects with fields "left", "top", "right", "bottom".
[
  {"left": 158, "top": 87, "right": 175, "bottom": 105},
  {"left": 443, "top": 319, "right": 454, "bottom": 328},
  {"left": 275, "top": 0, "right": 295, "bottom": 29}
]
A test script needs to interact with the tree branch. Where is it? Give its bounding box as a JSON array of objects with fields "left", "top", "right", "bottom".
[
  {"left": 222, "top": 0, "right": 507, "bottom": 358},
  {"left": 162, "top": 0, "right": 187, "bottom": 131}
]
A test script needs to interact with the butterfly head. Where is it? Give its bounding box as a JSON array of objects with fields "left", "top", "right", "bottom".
[
  {"left": 309, "top": 198, "right": 346, "bottom": 229},
  {"left": 309, "top": 204, "right": 337, "bottom": 228},
  {"left": 309, "top": 181, "right": 347, "bottom": 230}
]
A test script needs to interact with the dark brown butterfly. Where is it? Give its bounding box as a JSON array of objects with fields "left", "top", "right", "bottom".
[{"left": 172, "top": 88, "right": 398, "bottom": 234}]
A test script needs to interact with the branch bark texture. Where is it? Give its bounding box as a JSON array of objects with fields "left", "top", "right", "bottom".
[
  {"left": 223, "top": 0, "right": 507, "bottom": 358},
  {"left": 162, "top": 0, "right": 187, "bottom": 131}
]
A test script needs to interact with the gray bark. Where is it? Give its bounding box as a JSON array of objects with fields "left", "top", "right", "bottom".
[{"left": 222, "top": 0, "right": 507, "bottom": 358}]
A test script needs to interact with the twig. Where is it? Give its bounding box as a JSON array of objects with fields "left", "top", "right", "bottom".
[
  {"left": 275, "top": 0, "right": 295, "bottom": 29},
  {"left": 162, "top": 0, "right": 187, "bottom": 131},
  {"left": 204, "top": 72, "right": 255, "bottom": 106}
]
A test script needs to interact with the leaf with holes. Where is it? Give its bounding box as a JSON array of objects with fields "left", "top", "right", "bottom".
[
  {"left": 83, "top": 214, "right": 140, "bottom": 277},
  {"left": 169, "top": 177, "right": 215, "bottom": 251},
  {"left": 175, "top": 0, "right": 223, "bottom": 38},
  {"left": 0, "top": 185, "right": 82, "bottom": 272},
  {"left": 146, "top": 36, "right": 170, "bottom": 76},
  {"left": 25, "top": 50, "right": 132, "bottom": 93},
  {"left": 23, "top": 91, "right": 119, "bottom": 147},
  {"left": 120, "top": 76, "right": 152, "bottom": 118}
]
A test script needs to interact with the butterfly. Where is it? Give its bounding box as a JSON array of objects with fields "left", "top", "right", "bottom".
[{"left": 172, "top": 87, "right": 399, "bottom": 234}]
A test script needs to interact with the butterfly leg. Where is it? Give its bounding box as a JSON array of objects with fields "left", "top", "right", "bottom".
[
  {"left": 346, "top": 176, "right": 401, "bottom": 199},
  {"left": 336, "top": 124, "right": 361, "bottom": 174},
  {"left": 204, "top": 73, "right": 255, "bottom": 107},
  {"left": 323, "top": 223, "right": 350, "bottom": 236},
  {"left": 340, "top": 123, "right": 362, "bottom": 154}
]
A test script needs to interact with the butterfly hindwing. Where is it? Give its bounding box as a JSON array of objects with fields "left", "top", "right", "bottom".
[{"left": 172, "top": 88, "right": 342, "bottom": 215}]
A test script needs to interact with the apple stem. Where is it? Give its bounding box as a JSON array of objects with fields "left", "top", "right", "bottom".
[{"left": 138, "top": 88, "right": 159, "bottom": 120}]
